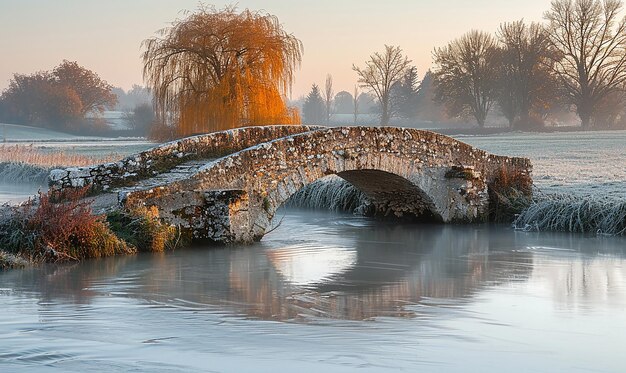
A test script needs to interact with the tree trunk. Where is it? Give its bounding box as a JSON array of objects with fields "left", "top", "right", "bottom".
[
  {"left": 380, "top": 111, "right": 390, "bottom": 126},
  {"left": 578, "top": 104, "right": 592, "bottom": 129},
  {"left": 380, "top": 101, "right": 390, "bottom": 126},
  {"left": 517, "top": 112, "right": 530, "bottom": 130},
  {"left": 474, "top": 110, "right": 486, "bottom": 128}
]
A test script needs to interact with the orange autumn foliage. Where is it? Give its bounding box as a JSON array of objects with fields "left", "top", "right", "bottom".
[{"left": 142, "top": 5, "right": 303, "bottom": 136}]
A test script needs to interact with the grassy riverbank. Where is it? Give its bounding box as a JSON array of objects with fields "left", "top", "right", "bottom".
[
  {"left": 0, "top": 140, "right": 181, "bottom": 270},
  {"left": 0, "top": 188, "right": 183, "bottom": 270}
]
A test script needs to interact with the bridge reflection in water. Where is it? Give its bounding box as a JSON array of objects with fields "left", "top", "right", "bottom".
[{"left": 3, "top": 209, "right": 626, "bottom": 323}]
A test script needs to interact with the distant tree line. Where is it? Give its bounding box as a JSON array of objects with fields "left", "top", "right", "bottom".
[
  {"left": 432, "top": 0, "right": 626, "bottom": 130},
  {"left": 111, "top": 85, "right": 152, "bottom": 111},
  {"left": 302, "top": 50, "right": 443, "bottom": 126},
  {"left": 112, "top": 85, "right": 156, "bottom": 137},
  {"left": 303, "top": 0, "right": 626, "bottom": 130}
]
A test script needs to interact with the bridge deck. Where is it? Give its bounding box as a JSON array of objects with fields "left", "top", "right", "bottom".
[
  {"left": 113, "top": 159, "right": 215, "bottom": 194},
  {"left": 88, "top": 158, "right": 218, "bottom": 215}
]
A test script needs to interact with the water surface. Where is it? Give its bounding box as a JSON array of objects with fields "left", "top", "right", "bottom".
[
  {"left": 0, "top": 182, "right": 41, "bottom": 204},
  {"left": 1, "top": 209, "right": 625, "bottom": 372}
]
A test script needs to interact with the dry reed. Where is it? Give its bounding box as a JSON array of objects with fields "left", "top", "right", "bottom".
[{"left": 0, "top": 144, "right": 120, "bottom": 168}]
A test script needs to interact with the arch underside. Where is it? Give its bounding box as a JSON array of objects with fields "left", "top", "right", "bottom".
[
  {"left": 334, "top": 170, "right": 443, "bottom": 221},
  {"left": 264, "top": 169, "right": 444, "bottom": 230}
]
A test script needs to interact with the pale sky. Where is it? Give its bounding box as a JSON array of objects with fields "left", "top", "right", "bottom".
[{"left": 0, "top": 0, "right": 550, "bottom": 97}]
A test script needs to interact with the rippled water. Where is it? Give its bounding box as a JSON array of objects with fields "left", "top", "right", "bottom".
[{"left": 1, "top": 209, "right": 625, "bottom": 372}]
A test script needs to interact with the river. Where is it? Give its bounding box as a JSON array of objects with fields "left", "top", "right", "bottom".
[
  {"left": 1, "top": 209, "right": 625, "bottom": 372},
  {"left": 1, "top": 130, "right": 625, "bottom": 372}
]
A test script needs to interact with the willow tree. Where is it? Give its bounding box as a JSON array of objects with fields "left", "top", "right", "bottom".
[{"left": 142, "top": 5, "right": 303, "bottom": 136}]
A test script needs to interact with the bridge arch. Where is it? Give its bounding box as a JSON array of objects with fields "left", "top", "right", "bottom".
[{"left": 122, "top": 126, "right": 532, "bottom": 243}]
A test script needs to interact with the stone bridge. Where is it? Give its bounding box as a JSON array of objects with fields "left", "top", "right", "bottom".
[{"left": 49, "top": 125, "right": 532, "bottom": 244}]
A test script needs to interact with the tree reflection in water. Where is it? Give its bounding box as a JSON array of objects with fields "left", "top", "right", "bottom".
[{"left": 2, "top": 210, "right": 625, "bottom": 323}]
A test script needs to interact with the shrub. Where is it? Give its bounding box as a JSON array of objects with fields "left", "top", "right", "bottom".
[
  {"left": 107, "top": 206, "right": 183, "bottom": 252},
  {"left": 0, "top": 187, "right": 133, "bottom": 264},
  {"left": 489, "top": 166, "right": 533, "bottom": 222}
]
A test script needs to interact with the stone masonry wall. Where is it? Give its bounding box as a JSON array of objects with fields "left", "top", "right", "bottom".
[
  {"left": 123, "top": 127, "right": 532, "bottom": 243},
  {"left": 49, "top": 125, "right": 322, "bottom": 191}
]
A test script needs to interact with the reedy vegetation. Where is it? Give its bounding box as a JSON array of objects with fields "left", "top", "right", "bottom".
[
  {"left": 0, "top": 188, "right": 182, "bottom": 269},
  {"left": 0, "top": 144, "right": 120, "bottom": 168},
  {"left": 0, "top": 188, "right": 133, "bottom": 266},
  {"left": 286, "top": 175, "right": 625, "bottom": 237},
  {"left": 514, "top": 194, "right": 626, "bottom": 235}
]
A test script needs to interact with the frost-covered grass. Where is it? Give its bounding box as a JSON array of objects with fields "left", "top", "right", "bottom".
[
  {"left": 514, "top": 194, "right": 626, "bottom": 236},
  {"left": 0, "top": 122, "right": 94, "bottom": 141},
  {"left": 458, "top": 130, "right": 626, "bottom": 235},
  {"left": 458, "top": 130, "right": 626, "bottom": 199},
  {"left": 0, "top": 162, "right": 49, "bottom": 184},
  {"left": 0, "top": 251, "right": 29, "bottom": 270},
  {"left": 285, "top": 176, "right": 371, "bottom": 214}
]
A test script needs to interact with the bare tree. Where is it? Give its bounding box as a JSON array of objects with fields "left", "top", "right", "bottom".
[
  {"left": 433, "top": 30, "right": 499, "bottom": 127},
  {"left": 496, "top": 20, "right": 559, "bottom": 128},
  {"left": 353, "top": 85, "right": 359, "bottom": 125},
  {"left": 545, "top": 0, "right": 626, "bottom": 129},
  {"left": 353, "top": 45, "right": 411, "bottom": 125},
  {"left": 323, "top": 74, "right": 334, "bottom": 125}
]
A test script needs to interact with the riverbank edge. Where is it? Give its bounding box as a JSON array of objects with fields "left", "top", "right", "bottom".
[
  {"left": 431, "top": 125, "right": 625, "bottom": 137},
  {"left": 2, "top": 188, "right": 624, "bottom": 271},
  {"left": 0, "top": 192, "right": 186, "bottom": 270}
]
